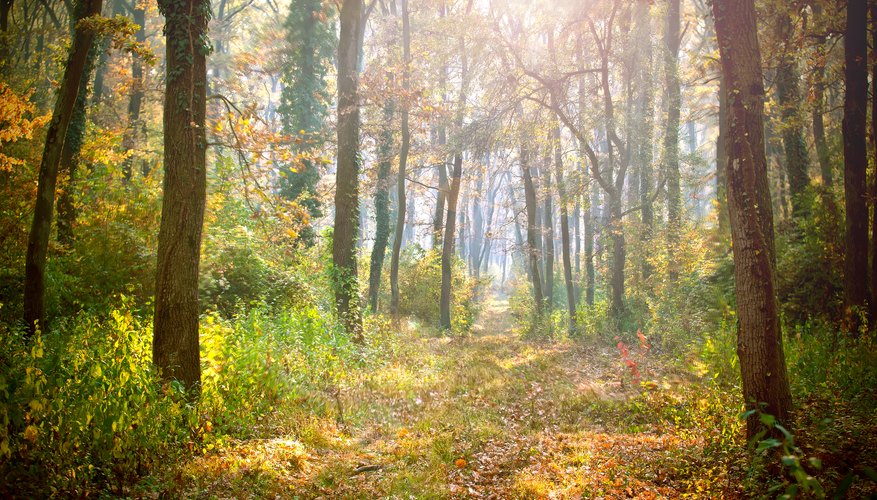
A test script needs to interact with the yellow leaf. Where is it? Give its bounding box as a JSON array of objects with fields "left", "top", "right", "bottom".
[{"left": 24, "top": 425, "right": 38, "bottom": 443}]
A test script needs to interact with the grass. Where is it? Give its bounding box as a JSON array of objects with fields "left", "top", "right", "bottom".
[{"left": 140, "top": 297, "right": 877, "bottom": 498}]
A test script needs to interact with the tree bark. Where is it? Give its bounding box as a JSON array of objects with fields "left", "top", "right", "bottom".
[
  {"left": 122, "top": 3, "right": 146, "bottom": 179},
  {"left": 713, "top": 0, "right": 793, "bottom": 437},
  {"left": 634, "top": 0, "right": 654, "bottom": 277},
  {"left": 440, "top": 150, "right": 463, "bottom": 331},
  {"left": 23, "top": 0, "right": 102, "bottom": 334},
  {"left": 0, "top": 0, "right": 12, "bottom": 32},
  {"left": 521, "top": 139, "right": 544, "bottom": 314},
  {"left": 57, "top": 42, "right": 98, "bottom": 247},
  {"left": 152, "top": 0, "right": 209, "bottom": 390},
  {"left": 541, "top": 152, "right": 554, "bottom": 308},
  {"left": 870, "top": 0, "right": 877, "bottom": 325},
  {"left": 368, "top": 101, "right": 394, "bottom": 312},
  {"left": 333, "top": 0, "right": 363, "bottom": 339},
  {"left": 553, "top": 113, "right": 576, "bottom": 330},
  {"left": 774, "top": 9, "right": 811, "bottom": 217},
  {"left": 811, "top": 5, "right": 832, "bottom": 190},
  {"left": 439, "top": 33, "right": 466, "bottom": 332},
  {"left": 843, "top": 0, "right": 869, "bottom": 331},
  {"left": 664, "top": 0, "right": 681, "bottom": 276},
  {"left": 390, "top": 0, "right": 409, "bottom": 318}
]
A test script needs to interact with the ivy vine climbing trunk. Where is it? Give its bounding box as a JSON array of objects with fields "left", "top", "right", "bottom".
[
  {"left": 152, "top": 0, "right": 210, "bottom": 390},
  {"left": 56, "top": 41, "right": 98, "bottom": 247},
  {"left": 774, "top": 8, "right": 810, "bottom": 218},
  {"left": 713, "top": 0, "right": 793, "bottom": 438},
  {"left": 333, "top": 0, "right": 363, "bottom": 339},
  {"left": 23, "top": 0, "right": 102, "bottom": 335},
  {"left": 367, "top": 100, "right": 394, "bottom": 312}
]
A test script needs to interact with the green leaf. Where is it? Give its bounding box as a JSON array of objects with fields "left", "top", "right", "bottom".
[{"left": 756, "top": 438, "right": 782, "bottom": 453}]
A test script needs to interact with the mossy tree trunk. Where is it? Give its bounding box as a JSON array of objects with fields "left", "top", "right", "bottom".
[
  {"left": 333, "top": 0, "right": 363, "bottom": 339},
  {"left": 23, "top": 0, "right": 102, "bottom": 335},
  {"left": 152, "top": 0, "right": 210, "bottom": 390}
]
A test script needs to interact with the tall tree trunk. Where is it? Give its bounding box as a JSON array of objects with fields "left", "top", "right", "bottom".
[
  {"left": 553, "top": 113, "right": 576, "bottom": 330},
  {"left": 843, "top": 0, "right": 870, "bottom": 331},
  {"left": 713, "top": 0, "right": 793, "bottom": 438},
  {"left": 432, "top": 57, "right": 448, "bottom": 250},
  {"left": 870, "top": 0, "right": 877, "bottom": 326},
  {"left": 471, "top": 163, "right": 484, "bottom": 277},
  {"left": 541, "top": 153, "right": 554, "bottom": 308},
  {"left": 811, "top": 5, "right": 832, "bottom": 190},
  {"left": 333, "top": 0, "right": 363, "bottom": 338},
  {"left": 585, "top": 180, "right": 595, "bottom": 305},
  {"left": 0, "top": 0, "right": 12, "bottom": 32},
  {"left": 390, "top": 0, "right": 410, "bottom": 318},
  {"left": 440, "top": 151, "right": 463, "bottom": 331},
  {"left": 122, "top": 3, "right": 146, "bottom": 179},
  {"left": 521, "top": 139, "right": 544, "bottom": 313},
  {"left": 57, "top": 42, "right": 98, "bottom": 247},
  {"left": 459, "top": 191, "right": 468, "bottom": 262},
  {"left": 152, "top": 0, "right": 209, "bottom": 389},
  {"left": 664, "top": 0, "right": 681, "bottom": 277},
  {"left": 368, "top": 101, "right": 394, "bottom": 312},
  {"left": 577, "top": 43, "right": 595, "bottom": 305},
  {"left": 634, "top": 0, "right": 654, "bottom": 278},
  {"left": 23, "top": 0, "right": 102, "bottom": 334},
  {"left": 439, "top": 33, "right": 466, "bottom": 332},
  {"left": 90, "top": 0, "right": 121, "bottom": 106},
  {"left": 775, "top": 9, "right": 811, "bottom": 217},
  {"left": 573, "top": 201, "right": 580, "bottom": 277}
]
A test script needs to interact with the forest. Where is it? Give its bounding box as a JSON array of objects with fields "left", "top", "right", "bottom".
[{"left": 1, "top": 0, "right": 877, "bottom": 496}]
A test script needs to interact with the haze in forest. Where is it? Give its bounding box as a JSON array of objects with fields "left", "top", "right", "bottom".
[{"left": 0, "top": 0, "right": 876, "bottom": 497}]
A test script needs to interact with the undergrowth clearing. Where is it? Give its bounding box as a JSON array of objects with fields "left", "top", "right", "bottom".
[{"left": 152, "top": 297, "right": 852, "bottom": 499}]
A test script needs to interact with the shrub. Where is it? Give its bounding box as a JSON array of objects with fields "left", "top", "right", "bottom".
[{"left": 388, "top": 245, "right": 483, "bottom": 334}]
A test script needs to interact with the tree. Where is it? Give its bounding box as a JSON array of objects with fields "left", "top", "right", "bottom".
[
  {"left": 712, "top": 0, "right": 793, "bottom": 437},
  {"left": 367, "top": 100, "right": 394, "bottom": 312},
  {"left": 121, "top": 1, "right": 147, "bottom": 179},
  {"left": 333, "top": 0, "right": 363, "bottom": 338},
  {"left": 439, "top": 30, "right": 468, "bottom": 332},
  {"left": 551, "top": 97, "right": 575, "bottom": 330},
  {"left": 842, "top": 0, "right": 869, "bottom": 331},
  {"left": 151, "top": 0, "right": 211, "bottom": 389},
  {"left": 774, "top": 6, "right": 811, "bottom": 217},
  {"left": 871, "top": 0, "right": 877, "bottom": 324},
  {"left": 664, "top": 0, "right": 681, "bottom": 273},
  {"left": 520, "top": 132, "right": 544, "bottom": 314},
  {"left": 540, "top": 147, "right": 554, "bottom": 307},
  {"left": 390, "top": 0, "right": 410, "bottom": 318},
  {"left": 23, "top": 0, "right": 103, "bottom": 334},
  {"left": 810, "top": 3, "right": 832, "bottom": 190},
  {"left": 279, "top": 0, "right": 335, "bottom": 244},
  {"left": 56, "top": 41, "right": 98, "bottom": 246},
  {"left": 633, "top": 0, "right": 654, "bottom": 276}
]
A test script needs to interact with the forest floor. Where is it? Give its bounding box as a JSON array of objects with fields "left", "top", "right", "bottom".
[{"left": 157, "top": 298, "right": 758, "bottom": 498}]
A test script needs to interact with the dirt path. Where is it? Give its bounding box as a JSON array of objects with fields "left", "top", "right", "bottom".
[{"left": 171, "top": 297, "right": 716, "bottom": 499}]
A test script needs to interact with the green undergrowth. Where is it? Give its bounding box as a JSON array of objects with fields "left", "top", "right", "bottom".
[{"left": 0, "top": 299, "right": 397, "bottom": 497}]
